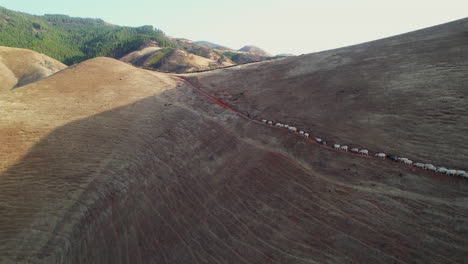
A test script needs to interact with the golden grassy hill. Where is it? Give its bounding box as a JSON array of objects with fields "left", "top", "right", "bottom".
[
  {"left": 121, "top": 46, "right": 234, "bottom": 73},
  {"left": 0, "top": 46, "right": 67, "bottom": 91}
]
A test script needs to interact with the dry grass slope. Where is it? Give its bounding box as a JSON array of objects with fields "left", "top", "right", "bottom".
[
  {"left": 121, "top": 46, "right": 234, "bottom": 73},
  {"left": 0, "top": 46, "right": 67, "bottom": 91}
]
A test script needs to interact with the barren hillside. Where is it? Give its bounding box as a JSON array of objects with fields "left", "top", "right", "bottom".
[
  {"left": 184, "top": 18, "right": 468, "bottom": 171},
  {"left": 0, "top": 19, "right": 467, "bottom": 264},
  {"left": 0, "top": 46, "right": 66, "bottom": 91}
]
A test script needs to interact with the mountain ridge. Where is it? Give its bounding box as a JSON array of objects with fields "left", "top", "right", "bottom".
[{"left": 0, "top": 6, "right": 275, "bottom": 72}]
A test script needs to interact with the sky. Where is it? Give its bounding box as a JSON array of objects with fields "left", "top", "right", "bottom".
[{"left": 1, "top": 0, "right": 467, "bottom": 55}]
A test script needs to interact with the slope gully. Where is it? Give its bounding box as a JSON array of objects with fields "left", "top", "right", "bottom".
[{"left": 178, "top": 76, "right": 467, "bottom": 180}]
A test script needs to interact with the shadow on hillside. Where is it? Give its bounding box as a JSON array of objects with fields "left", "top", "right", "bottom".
[
  {"left": 2, "top": 73, "right": 468, "bottom": 264},
  {"left": 0, "top": 90, "right": 188, "bottom": 262}
]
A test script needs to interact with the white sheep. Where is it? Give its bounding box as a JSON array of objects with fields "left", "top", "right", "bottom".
[
  {"left": 333, "top": 144, "right": 340, "bottom": 149},
  {"left": 275, "top": 123, "right": 282, "bottom": 127},
  {"left": 289, "top": 127, "right": 297, "bottom": 132},
  {"left": 455, "top": 170, "right": 466, "bottom": 177},
  {"left": 375, "top": 153, "right": 386, "bottom": 159},
  {"left": 351, "top": 148, "right": 359, "bottom": 153},
  {"left": 299, "top": 131, "right": 304, "bottom": 135},
  {"left": 398, "top": 158, "right": 413, "bottom": 165},
  {"left": 315, "top": 138, "right": 322, "bottom": 143},
  {"left": 436, "top": 167, "right": 447, "bottom": 173},
  {"left": 285, "top": 125, "right": 289, "bottom": 128},
  {"left": 267, "top": 121, "right": 273, "bottom": 125},
  {"left": 398, "top": 157, "right": 409, "bottom": 163},
  {"left": 304, "top": 133, "right": 309, "bottom": 138},
  {"left": 262, "top": 119, "right": 267, "bottom": 123},
  {"left": 446, "top": 169, "right": 457, "bottom": 176},
  {"left": 414, "top": 163, "right": 425, "bottom": 168},
  {"left": 359, "top": 149, "right": 369, "bottom": 155},
  {"left": 340, "top": 145, "right": 348, "bottom": 151},
  {"left": 424, "top": 164, "right": 437, "bottom": 171}
]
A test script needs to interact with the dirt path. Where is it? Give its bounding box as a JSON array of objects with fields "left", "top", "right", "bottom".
[{"left": 177, "top": 76, "right": 467, "bottom": 179}]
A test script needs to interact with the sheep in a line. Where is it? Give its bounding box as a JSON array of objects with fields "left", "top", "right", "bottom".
[
  {"left": 259, "top": 118, "right": 466, "bottom": 177},
  {"left": 458, "top": 171, "right": 468, "bottom": 178},
  {"left": 424, "top": 164, "right": 437, "bottom": 171},
  {"left": 446, "top": 169, "right": 457, "bottom": 176},
  {"left": 414, "top": 163, "right": 425, "bottom": 168},
  {"left": 398, "top": 158, "right": 413, "bottom": 165},
  {"left": 404, "top": 159, "right": 413, "bottom": 165},
  {"left": 375, "top": 153, "right": 386, "bottom": 159},
  {"left": 359, "top": 149, "right": 369, "bottom": 155},
  {"left": 387, "top": 154, "right": 399, "bottom": 161}
]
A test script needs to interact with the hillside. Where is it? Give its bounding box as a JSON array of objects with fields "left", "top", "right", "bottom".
[
  {"left": 121, "top": 46, "right": 234, "bottom": 73},
  {"left": 0, "top": 6, "right": 174, "bottom": 65},
  {"left": 1, "top": 17, "right": 467, "bottom": 264},
  {"left": 0, "top": 46, "right": 66, "bottom": 91},
  {"left": 122, "top": 38, "right": 276, "bottom": 72},
  {"left": 0, "top": 6, "right": 273, "bottom": 72},
  {"left": 184, "top": 17, "right": 468, "bottom": 171},
  {"left": 195, "top": 40, "right": 229, "bottom": 49}
]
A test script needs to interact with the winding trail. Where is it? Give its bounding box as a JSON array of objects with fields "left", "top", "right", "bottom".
[{"left": 177, "top": 76, "right": 467, "bottom": 179}]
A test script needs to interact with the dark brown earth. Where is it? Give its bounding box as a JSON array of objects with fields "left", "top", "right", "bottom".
[
  {"left": 184, "top": 18, "right": 468, "bottom": 171},
  {"left": 0, "top": 19, "right": 467, "bottom": 264}
]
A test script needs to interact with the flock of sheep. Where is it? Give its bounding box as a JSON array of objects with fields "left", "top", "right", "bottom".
[{"left": 261, "top": 119, "right": 468, "bottom": 179}]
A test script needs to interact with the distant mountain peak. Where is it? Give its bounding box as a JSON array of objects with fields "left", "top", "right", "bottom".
[{"left": 238, "top": 45, "right": 271, "bottom": 57}]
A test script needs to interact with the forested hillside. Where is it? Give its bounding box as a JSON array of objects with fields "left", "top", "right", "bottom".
[
  {"left": 0, "top": 6, "right": 279, "bottom": 70},
  {"left": 0, "top": 6, "right": 174, "bottom": 65}
]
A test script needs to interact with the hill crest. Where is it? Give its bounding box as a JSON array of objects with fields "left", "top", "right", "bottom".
[{"left": 0, "top": 46, "right": 66, "bottom": 91}]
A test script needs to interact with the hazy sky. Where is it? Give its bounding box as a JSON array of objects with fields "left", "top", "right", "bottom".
[{"left": 1, "top": 0, "right": 467, "bottom": 55}]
